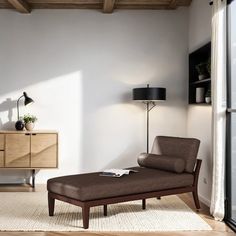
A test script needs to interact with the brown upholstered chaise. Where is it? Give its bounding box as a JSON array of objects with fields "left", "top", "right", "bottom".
[{"left": 47, "top": 136, "right": 201, "bottom": 229}]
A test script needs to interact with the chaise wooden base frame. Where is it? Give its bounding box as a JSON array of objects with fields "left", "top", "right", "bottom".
[{"left": 48, "top": 159, "right": 202, "bottom": 229}]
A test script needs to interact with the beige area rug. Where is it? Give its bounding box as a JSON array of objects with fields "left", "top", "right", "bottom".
[{"left": 0, "top": 192, "right": 212, "bottom": 232}]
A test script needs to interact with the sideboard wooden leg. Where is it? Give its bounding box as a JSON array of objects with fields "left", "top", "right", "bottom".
[{"left": 31, "top": 169, "right": 35, "bottom": 188}]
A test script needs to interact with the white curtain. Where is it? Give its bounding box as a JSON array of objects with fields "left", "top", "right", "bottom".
[{"left": 210, "top": 0, "right": 227, "bottom": 221}]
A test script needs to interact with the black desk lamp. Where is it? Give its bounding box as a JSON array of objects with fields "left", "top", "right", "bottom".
[
  {"left": 15, "top": 92, "right": 34, "bottom": 130},
  {"left": 133, "top": 84, "right": 166, "bottom": 153}
]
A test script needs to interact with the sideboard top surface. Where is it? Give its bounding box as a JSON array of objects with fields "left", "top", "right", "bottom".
[{"left": 0, "top": 130, "right": 58, "bottom": 134}]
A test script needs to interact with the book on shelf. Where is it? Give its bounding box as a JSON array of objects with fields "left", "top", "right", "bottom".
[{"left": 100, "top": 168, "right": 138, "bottom": 177}]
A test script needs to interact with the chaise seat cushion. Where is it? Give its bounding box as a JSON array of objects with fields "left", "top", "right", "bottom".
[{"left": 47, "top": 167, "right": 194, "bottom": 201}]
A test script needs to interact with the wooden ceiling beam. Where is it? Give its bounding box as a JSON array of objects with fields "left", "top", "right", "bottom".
[
  {"left": 7, "top": 0, "right": 31, "bottom": 13},
  {"left": 168, "top": 0, "right": 177, "bottom": 9},
  {"left": 0, "top": 0, "right": 192, "bottom": 11},
  {"left": 178, "top": 0, "right": 192, "bottom": 6},
  {"left": 117, "top": 0, "right": 168, "bottom": 5},
  {"left": 103, "top": 0, "right": 115, "bottom": 13}
]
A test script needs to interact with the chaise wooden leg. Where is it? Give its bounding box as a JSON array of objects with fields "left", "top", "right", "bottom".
[
  {"left": 157, "top": 197, "right": 161, "bottom": 200},
  {"left": 142, "top": 199, "right": 146, "bottom": 210},
  {"left": 104, "top": 205, "right": 107, "bottom": 216},
  {"left": 48, "top": 193, "right": 55, "bottom": 216},
  {"left": 192, "top": 190, "right": 201, "bottom": 210},
  {"left": 82, "top": 206, "right": 90, "bottom": 229}
]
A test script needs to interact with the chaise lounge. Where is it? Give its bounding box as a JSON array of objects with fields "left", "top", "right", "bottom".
[{"left": 47, "top": 136, "right": 201, "bottom": 229}]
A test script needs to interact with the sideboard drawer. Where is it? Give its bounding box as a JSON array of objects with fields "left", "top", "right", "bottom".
[
  {"left": 0, "top": 151, "right": 4, "bottom": 167},
  {"left": 0, "top": 134, "right": 4, "bottom": 150}
]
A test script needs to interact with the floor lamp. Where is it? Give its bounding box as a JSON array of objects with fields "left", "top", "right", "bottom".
[{"left": 133, "top": 84, "right": 166, "bottom": 153}]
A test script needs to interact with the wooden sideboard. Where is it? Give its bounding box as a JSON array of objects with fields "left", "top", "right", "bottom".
[{"left": 0, "top": 130, "right": 58, "bottom": 187}]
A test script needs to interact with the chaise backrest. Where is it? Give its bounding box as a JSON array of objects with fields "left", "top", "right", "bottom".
[{"left": 151, "top": 136, "right": 200, "bottom": 173}]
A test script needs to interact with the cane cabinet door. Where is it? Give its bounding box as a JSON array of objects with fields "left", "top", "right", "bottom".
[
  {"left": 5, "top": 134, "right": 30, "bottom": 167},
  {"left": 31, "top": 134, "right": 58, "bottom": 168}
]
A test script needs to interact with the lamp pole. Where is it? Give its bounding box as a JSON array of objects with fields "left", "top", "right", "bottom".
[
  {"left": 132, "top": 84, "right": 166, "bottom": 154},
  {"left": 16, "top": 95, "right": 24, "bottom": 120},
  {"left": 145, "top": 84, "right": 157, "bottom": 153},
  {"left": 145, "top": 100, "right": 156, "bottom": 153},
  {"left": 146, "top": 101, "right": 149, "bottom": 153}
]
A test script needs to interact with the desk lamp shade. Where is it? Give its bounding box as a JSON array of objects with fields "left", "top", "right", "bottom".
[{"left": 23, "top": 92, "right": 34, "bottom": 106}]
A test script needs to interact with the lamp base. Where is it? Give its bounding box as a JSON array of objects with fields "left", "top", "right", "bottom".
[{"left": 15, "top": 120, "right": 25, "bottom": 131}]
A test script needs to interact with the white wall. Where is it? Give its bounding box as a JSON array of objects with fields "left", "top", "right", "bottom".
[
  {"left": 0, "top": 9, "right": 188, "bottom": 183},
  {"left": 188, "top": 0, "right": 212, "bottom": 206},
  {"left": 189, "top": 0, "right": 212, "bottom": 52}
]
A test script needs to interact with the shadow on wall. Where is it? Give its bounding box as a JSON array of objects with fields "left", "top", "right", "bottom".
[
  {"left": 102, "top": 145, "right": 140, "bottom": 170},
  {"left": 0, "top": 98, "right": 16, "bottom": 130}
]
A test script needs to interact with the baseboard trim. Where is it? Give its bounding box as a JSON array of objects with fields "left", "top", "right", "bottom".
[
  {"left": 199, "top": 196, "right": 236, "bottom": 211},
  {"left": 199, "top": 194, "right": 211, "bottom": 207}
]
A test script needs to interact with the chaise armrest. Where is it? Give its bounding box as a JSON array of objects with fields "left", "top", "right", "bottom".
[{"left": 193, "top": 159, "right": 202, "bottom": 186}]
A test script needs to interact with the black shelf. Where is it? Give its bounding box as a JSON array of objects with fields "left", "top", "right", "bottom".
[
  {"left": 189, "top": 102, "right": 211, "bottom": 106},
  {"left": 189, "top": 42, "right": 211, "bottom": 104},
  {"left": 190, "top": 78, "right": 211, "bottom": 85}
]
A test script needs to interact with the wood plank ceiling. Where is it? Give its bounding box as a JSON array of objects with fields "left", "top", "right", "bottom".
[{"left": 0, "top": 0, "right": 192, "bottom": 14}]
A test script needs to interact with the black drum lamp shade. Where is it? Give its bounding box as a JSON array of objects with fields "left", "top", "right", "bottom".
[{"left": 133, "top": 87, "right": 166, "bottom": 101}]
